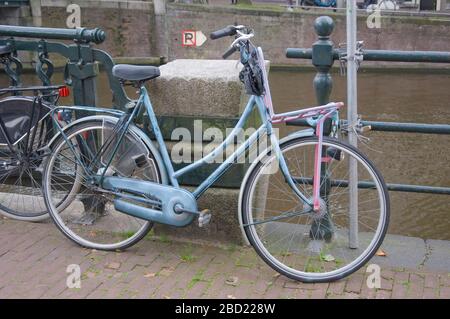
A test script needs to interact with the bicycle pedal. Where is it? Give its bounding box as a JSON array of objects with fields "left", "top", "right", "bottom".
[{"left": 198, "top": 209, "right": 211, "bottom": 228}]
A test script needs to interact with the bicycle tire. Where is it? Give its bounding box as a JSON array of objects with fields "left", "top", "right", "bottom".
[
  {"left": 43, "top": 118, "right": 164, "bottom": 251},
  {"left": 241, "top": 136, "right": 390, "bottom": 282}
]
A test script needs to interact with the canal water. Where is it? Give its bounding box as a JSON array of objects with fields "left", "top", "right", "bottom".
[
  {"left": 269, "top": 69, "right": 450, "bottom": 241},
  {"left": 1, "top": 69, "right": 449, "bottom": 240}
]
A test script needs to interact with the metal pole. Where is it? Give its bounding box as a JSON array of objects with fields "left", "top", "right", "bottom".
[{"left": 347, "top": 0, "right": 359, "bottom": 249}]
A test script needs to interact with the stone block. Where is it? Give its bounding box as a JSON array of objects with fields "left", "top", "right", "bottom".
[{"left": 148, "top": 59, "right": 247, "bottom": 118}]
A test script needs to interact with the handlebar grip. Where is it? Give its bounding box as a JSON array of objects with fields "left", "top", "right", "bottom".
[
  {"left": 222, "top": 45, "right": 238, "bottom": 59},
  {"left": 210, "top": 26, "right": 237, "bottom": 40}
]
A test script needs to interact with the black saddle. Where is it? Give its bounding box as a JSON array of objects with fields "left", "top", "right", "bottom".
[
  {"left": 112, "top": 64, "right": 160, "bottom": 82},
  {"left": 0, "top": 45, "right": 12, "bottom": 57}
]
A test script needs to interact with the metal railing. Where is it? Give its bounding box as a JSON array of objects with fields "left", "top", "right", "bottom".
[
  {"left": 286, "top": 15, "right": 450, "bottom": 196},
  {"left": 0, "top": 25, "right": 130, "bottom": 109}
]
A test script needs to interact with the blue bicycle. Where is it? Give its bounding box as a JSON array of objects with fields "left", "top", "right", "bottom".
[{"left": 42, "top": 25, "right": 389, "bottom": 282}]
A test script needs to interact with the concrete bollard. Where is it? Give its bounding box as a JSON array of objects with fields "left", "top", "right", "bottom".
[{"left": 147, "top": 59, "right": 269, "bottom": 245}]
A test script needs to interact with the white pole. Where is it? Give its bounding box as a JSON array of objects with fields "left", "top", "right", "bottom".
[{"left": 347, "top": 0, "right": 359, "bottom": 249}]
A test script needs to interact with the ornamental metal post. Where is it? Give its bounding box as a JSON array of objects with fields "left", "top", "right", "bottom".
[
  {"left": 0, "top": 25, "right": 119, "bottom": 221},
  {"left": 67, "top": 43, "right": 99, "bottom": 109},
  {"left": 309, "top": 16, "right": 335, "bottom": 241},
  {"left": 0, "top": 25, "right": 107, "bottom": 109}
]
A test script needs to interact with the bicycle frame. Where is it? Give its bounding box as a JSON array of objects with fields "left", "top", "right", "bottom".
[
  {"left": 139, "top": 84, "right": 341, "bottom": 210},
  {"left": 51, "top": 49, "right": 342, "bottom": 214},
  {"left": 52, "top": 89, "right": 341, "bottom": 214}
]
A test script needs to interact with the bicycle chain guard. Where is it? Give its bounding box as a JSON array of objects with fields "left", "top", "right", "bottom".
[{"left": 100, "top": 176, "right": 197, "bottom": 227}]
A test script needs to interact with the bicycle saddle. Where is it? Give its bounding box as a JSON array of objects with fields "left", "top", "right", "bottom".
[
  {"left": 112, "top": 64, "right": 160, "bottom": 82},
  {"left": 0, "top": 45, "right": 12, "bottom": 57}
]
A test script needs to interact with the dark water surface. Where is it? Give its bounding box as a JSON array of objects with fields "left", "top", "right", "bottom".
[{"left": 1, "top": 69, "right": 449, "bottom": 240}]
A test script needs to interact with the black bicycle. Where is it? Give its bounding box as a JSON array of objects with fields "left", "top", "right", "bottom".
[{"left": 0, "top": 44, "right": 68, "bottom": 221}]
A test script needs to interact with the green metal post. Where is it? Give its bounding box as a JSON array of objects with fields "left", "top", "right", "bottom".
[
  {"left": 309, "top": 16, "right": 335, "bottom": 241},
  {"left": 67, "top": 43, "right": 99, "bottom": 109},
  {"left": 311, "top": 16, "right": 334, "bottom": 107}
]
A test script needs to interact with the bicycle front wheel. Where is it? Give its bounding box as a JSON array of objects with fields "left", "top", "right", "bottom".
[{"left": 241, "top": 136, "right": 389, "bottom": 282}]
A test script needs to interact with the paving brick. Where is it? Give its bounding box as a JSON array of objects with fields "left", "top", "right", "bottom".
[
  {"left": 85, "top": 284, "right": 109, "bottom": 299},
  {"left": 359, "top": 275, "right": 377, "bottom": 299},
  {"left": 263, "top": 282, "right": 285, "bottom": 299},
  {"left": 251, "top": 277, "right": 270, "bottom": 296},
  {"left": 439, "top": 286, "right": 450, "bottom": 298},
  {"left": 380, "top": 269, "right": 395, "bottom": 281},
  {"left": 439, "top": 274, "right": 450, "bottom": 287},
  {"left": 379, "top": 277, "right": 394, "bottom": 291},
  {"left": 290, "top": 288, "right": 310, "bottom": 299},
  {"left": 186, "top": 281, "right": 209, "bottom": 299},
  {"left": 391, "top": 285, "right": 407, "bottom": 299},
  {"left": 424, "top": 273, "right": 439, "bottom": 288},
  {"left": 406, "top": 273, "right": 425, "bottom": 299},
  {"left": 345, "top": 274, "right": 364, "bottom": 294},
  {"left": 375, "top": 289, "right": 392, "bottom": 299},
  {"left": 309, "top": 285, "right": 328, "bottom": 299},
  {"left": 327, "top": 280, "right": 346, "bottom": 295},
  {"left": 423, "top": 287, "right": 438, "bottom": 299},
  {"left": 0, "top": 219, "right": 447, "bottom": 299}
]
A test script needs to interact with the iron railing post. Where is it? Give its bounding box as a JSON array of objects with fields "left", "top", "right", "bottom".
[{"left": 309, "top": 16, "right": 335, "bottom": 241}]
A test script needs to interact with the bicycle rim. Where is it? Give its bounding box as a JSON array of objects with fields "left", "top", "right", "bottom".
[
  {"left": 242, "top": 136, "right": 389, "bottom": 282},
  {"left": 44, "top": 121, "right": 162, "bottom": 250}
]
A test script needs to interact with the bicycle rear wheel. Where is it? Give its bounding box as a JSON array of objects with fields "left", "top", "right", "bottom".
[
  {"left": 241, "top": 136, "right": 389, "bottom": 282},
  {"left": 0, "top": 97, "right": 53, "bottom": 221},
  {"left": 43, "top": 118, "right": 163, "bottom": 250}
]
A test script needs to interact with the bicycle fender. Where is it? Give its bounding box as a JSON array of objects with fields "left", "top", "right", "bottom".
[{"left": 47, "top": 115, "right": 168, "bottom": 185}]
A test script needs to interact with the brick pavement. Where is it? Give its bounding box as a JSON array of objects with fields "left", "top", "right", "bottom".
[{"left": 0, "top": 218, "right": 448, "bottom": 299}]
